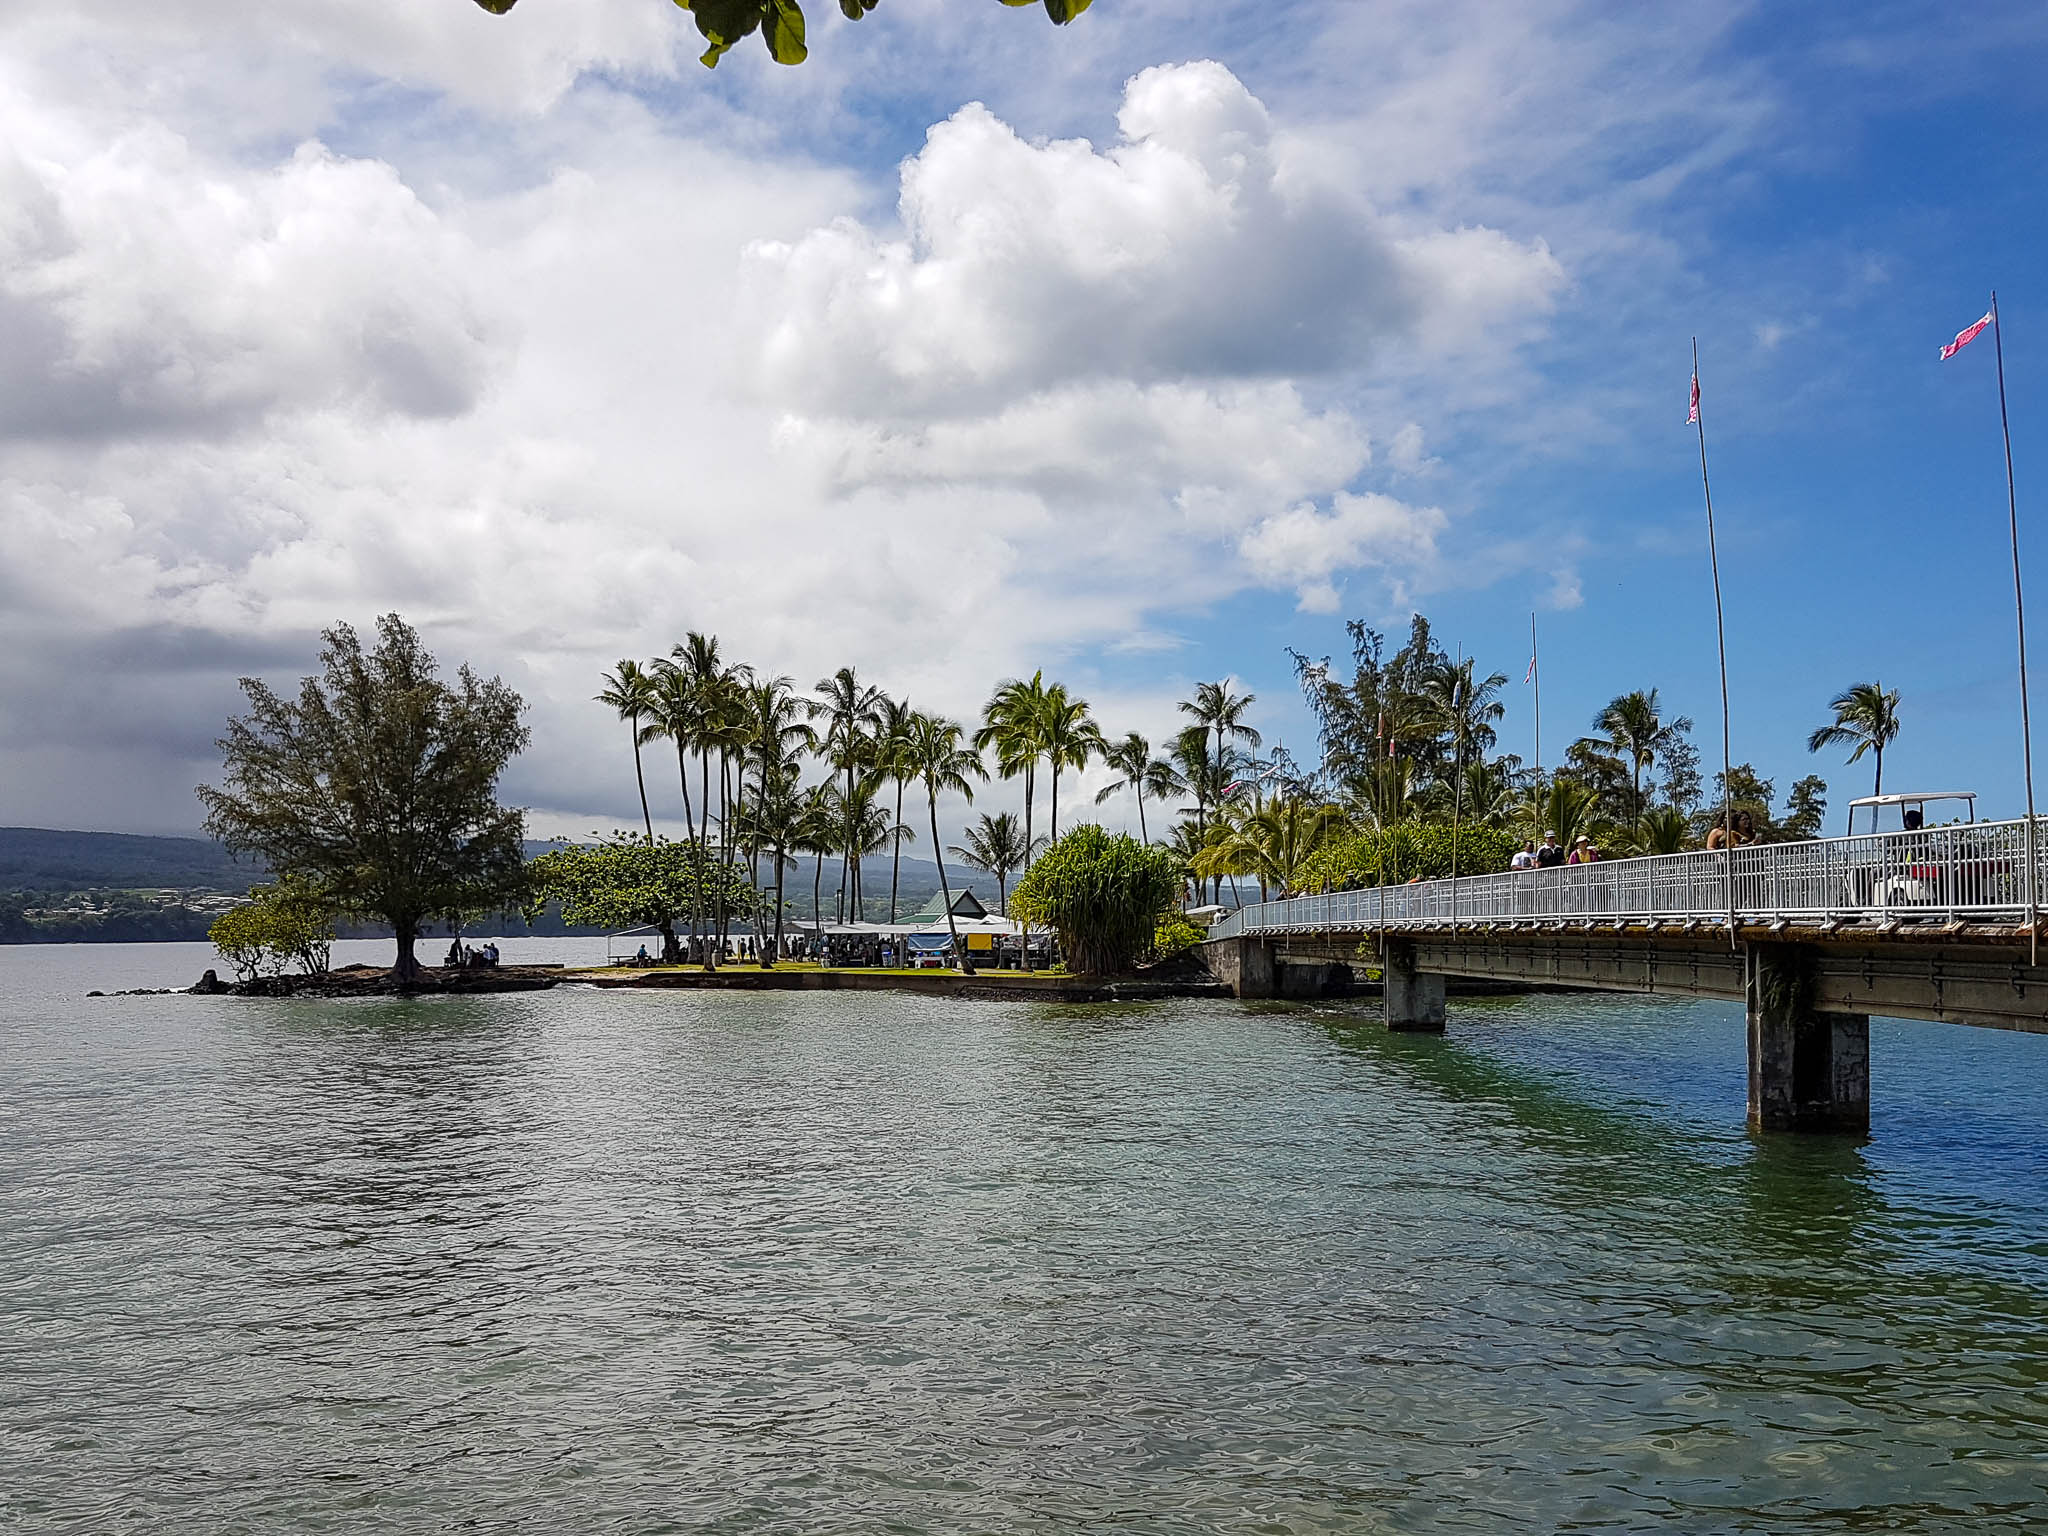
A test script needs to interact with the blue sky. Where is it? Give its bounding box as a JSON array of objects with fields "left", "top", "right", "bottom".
[{"left": 1, "top": 0, "right": 2045, "bottom": 837}]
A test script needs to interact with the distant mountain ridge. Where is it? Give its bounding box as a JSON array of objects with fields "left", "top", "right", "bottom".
[{"left": 0, "top": 827, "right": 1001, "bottom": 909}]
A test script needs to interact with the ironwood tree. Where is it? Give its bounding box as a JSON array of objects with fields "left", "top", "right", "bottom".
[{"left": 197, "top": 615, "right": 530, "bottom": 982}]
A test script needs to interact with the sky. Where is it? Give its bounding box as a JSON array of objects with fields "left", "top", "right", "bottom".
[{"left": 3, "top": 0, "right": 2047, "bottom": 844}]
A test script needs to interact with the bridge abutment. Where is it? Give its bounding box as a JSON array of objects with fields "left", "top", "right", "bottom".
[
  {"left": 1206, "top": 936, "right": 1277, "bottom": 999},
  {"left": 1382, "top": 940, "right": 1446, "bottom": 1033},
  {"left": 1746, "top": 942, "right": 1870, "bottom": 1135}
]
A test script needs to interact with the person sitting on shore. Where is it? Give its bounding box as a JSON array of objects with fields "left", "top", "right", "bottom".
[
  {"left": 445, "top": 939, "right": 464, "bottom": 968},
  {"left": 1511, "top": 839, "right": 1537, "bottom": 871}
]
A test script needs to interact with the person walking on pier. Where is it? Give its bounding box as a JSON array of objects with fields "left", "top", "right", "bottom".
[
  {"left": 1512, "top": 839, "right": 1537, "bottom": 870},
  {"left": 1535, "top": 832, "right": 1564, "bottom": 869}
]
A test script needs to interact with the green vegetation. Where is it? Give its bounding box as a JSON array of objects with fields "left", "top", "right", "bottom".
[
  {"left": 1808, "top": 681, "right": 1902, "bottom": 803},
  {"left": 207, "top": 878, "right": 338, "bottom": 981},
  {"left": 1296, "top": 823, "right": 1520, "bottom": 892},
  {"left": 1011, "top": 826, "right": 1182, "bottom": 976},
  {"left": 197, "top": 615, "right": 530, "bottom": 981},
  {"left": 526, "top": 837, "right": 756, "bottom": 939},
  {"left": 470, "top": 0, "right": 1092, "bottom": 71},
  {"left": 1151, "top": 912, "right": 1205, "bottom": 960}
]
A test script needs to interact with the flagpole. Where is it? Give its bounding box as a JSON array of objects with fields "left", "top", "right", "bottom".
[
  {"left": 1992, "top": 291, "right": 2039, "bottom": 963},
  {"left": 1531, "top": 610, "right": 1541, "bottom": 775},
  {"left": 1693, "top": 338, "right": 1736, "bottom": 941}
]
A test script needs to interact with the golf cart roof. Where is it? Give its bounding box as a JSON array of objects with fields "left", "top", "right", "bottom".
[{"left": 1845, "top": 791, "right": 1977, "bottom": 808}]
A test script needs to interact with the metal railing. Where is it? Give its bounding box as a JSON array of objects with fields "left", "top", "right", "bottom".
[{"left": 1208, "top": 817, "right": 2045, "bottom": 939}]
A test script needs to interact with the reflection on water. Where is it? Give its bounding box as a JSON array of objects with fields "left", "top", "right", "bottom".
[{"left": 5, "top": 944, "right": 2048, "bottom": 1531}]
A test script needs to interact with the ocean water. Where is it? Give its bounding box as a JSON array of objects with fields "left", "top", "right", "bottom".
[{"left": 5, "top": 941, "right": 2048, "bottom": 1532}]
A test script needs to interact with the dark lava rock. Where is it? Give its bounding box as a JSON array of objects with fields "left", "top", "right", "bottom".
[
  {"left": 227, "top": 965, "right": 562, "bottom": 998},
  {"left": 190, "top": 969, "right": 231, "bottom": 994}
]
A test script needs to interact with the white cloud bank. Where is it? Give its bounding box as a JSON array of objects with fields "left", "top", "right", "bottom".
[{"left": 0, "top": 25, "right": 1566, "bottom": 832}]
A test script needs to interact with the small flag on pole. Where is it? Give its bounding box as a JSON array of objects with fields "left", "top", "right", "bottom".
[
  {"left": 1688, "top": 371, "right": 1700, "bottom": 425},
  {"left": 1524, "top": 654, "right": 1536, "bottom": 684},
  {"left": 1942, "top": 311, "right": 1994, "bottom": 361}
]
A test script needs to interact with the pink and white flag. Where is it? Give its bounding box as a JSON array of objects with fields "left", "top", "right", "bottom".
[
  {"left": 1942, "top": 311, "right": 1993, "bottom": 360},
  {"left": 1687, "top": 372, "right": 1700, "bottom": 425}
]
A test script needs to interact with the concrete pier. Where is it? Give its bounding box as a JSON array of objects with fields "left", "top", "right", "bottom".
[
  {"left": 1382, "top": 939, "right": 1446, "bottom": 1033},
  {"left": 1746, "top": 942, "right": 1870, "bottom": 1134}
]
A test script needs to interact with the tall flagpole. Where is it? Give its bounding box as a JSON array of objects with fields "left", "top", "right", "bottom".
[
  {"left": 1693, "top": 339, "right": 1736, "bottom": 939},
  {"left": 1992, "top": 291, "right": 2039, "bottom": 963},
  {"left": 1530, "top": 611, "right": 1541, "bottom": 774}
]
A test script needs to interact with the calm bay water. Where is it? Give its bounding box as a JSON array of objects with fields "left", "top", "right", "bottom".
[{"left": 6, "top": 942, "right": 2048, "bottom": 1532}]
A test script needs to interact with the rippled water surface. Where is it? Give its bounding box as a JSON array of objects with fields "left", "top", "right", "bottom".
[{"left": 7, "top": 942, "right": 2048, "bottom": 1532}]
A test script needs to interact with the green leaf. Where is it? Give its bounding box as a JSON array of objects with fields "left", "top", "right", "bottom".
[
  {"left": 1043, "top": 0, "right": 1091, "bottom": 19},
  {"left": 764, "top": 0, "right": 807, "bottom": 65},
  {"left": 471, "top": 0, "right": 518, "bottom": 11},
  {"left": 683, "top": 0, "right": 763, "bottom": 67},
  {"left": 839, "top": 0, "right": 879, "bottom": 15}
]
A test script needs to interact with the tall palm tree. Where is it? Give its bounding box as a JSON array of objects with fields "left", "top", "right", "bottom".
[
  {"left": 740, "top": 674, "right": 814, "bottom": 897},
  {"left": 905, "top": 713, "right": 987, "bottom": 975},
  {"left": 594, "top": 659, "right": 660, "bottom": 845},
  {"left": 1169, "top": 724, "right": 1218, "bottom": 832},
  {"left": 596, "top": 658, "right": 675, "bottom": 960},
  {"left": 794, "top": 784, "right": 839, "bottom": 939},
  {"left": 949, "top": 811, "right": 1035, "bottom": 915},
  {"left": 1590, "top": 689, "right": 1683, "bottom": 830},
  {"left": 977, "top": 672, "right": 1050, "bottom": 873},
  {"left": 1038, "top": 683, "right": 1104, "bottom": 844},
  {"left": 1214, "top": 798, "right": 1343, "bottom": 900},
  {"left": 1807, "top": 681, "right": 1902, "bottom": 809},
  {"left": 1180, "top": 680, "right": 1262, "bottom": 808},
  {"left": 1094, "top": 731, "right": 1158, "bottom": 842},
  {"left": 836, "top": 775, "right": 892, "bottom": 923},
  {"left": 874, "top": 695, "right": 920, "bottom": 921},
  {"left": 811, "top": 668, "right": 887, "bottom": 918},
  {"left": 646, "top": 660, "right": 704, "bottom": 962},
  {"left": 1422, "top": 656, "right": 1507, "bottom": 886},
  {"left": 739, "top": 762, "right": 805, "bottom": 966}
]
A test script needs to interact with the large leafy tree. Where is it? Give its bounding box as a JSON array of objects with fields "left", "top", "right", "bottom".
[
  {"left": 198, "top": 615, "right": 529, "bottom": 982},
  {"left": 471, "top": 0, "right": 1092, "bottom": 71},
  {"left": 1807, "top": 681, "right": 1902, "bottom": 802},
  {"left": 528, "top": 836, "right": 755, "bottom": 939},
  {"left": 1011, "top": 824, "right": 1183, "bottom": 977}
]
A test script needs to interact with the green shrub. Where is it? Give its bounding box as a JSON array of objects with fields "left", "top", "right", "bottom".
[
  {"left": 1151, "top": 913, "right": 1205, "bottom": 960},
  {"left": 1295, "top": 822, "right": 1519, "bottom": 892},
  {"left": 207, "top": 877, "right": 337, "bottom": 980},
  {"left": 1011, "top": 824, "right": 1184, "bottom": 976}
]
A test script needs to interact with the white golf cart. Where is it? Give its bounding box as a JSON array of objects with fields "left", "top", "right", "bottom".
[{"left": 1844, "top": 790, "right": 1980, "bottom": 911}]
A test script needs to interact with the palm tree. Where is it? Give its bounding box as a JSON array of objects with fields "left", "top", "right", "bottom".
[
  {"left": 811, "top": 667, "right": 886, "bottom": 918},
  {"left": 904, "top": 713, "right": 987, "bottom": 975},
  {"left": 739, "top": 762, "right": 805, "bottom": 966},
  {"left": 739, "top": 674, "right": 814, "bottom": 897},
  {"left": 1590, "top": 689, "right": 1685, "bottom": 830},
  {"left": 977, "top": 672, "right": 1050, "bottom": 873},
  {"left": 646, "top": 659, "right": 704, "bottom": 962},
  {"left": 1215, "top": 798, "right": 1343, "bottom": 899},
  {"left": 1180, "top": 680, "right": 1262, "bottom": 812},
  {"left": 1169, "top": 724, "right": 1218, "bottom": 832},
  {"left": 596, "top": 658, "right": 674, "bottom": 960},
  {"left": 837, "top": 775, "right": 892, "bottom": 923},
  {"left": 949, "top": 811, "right": 1035, "bottom": 915},
  {"left": 1094, "top": 731, "right": 1159, "bottom": 842},
  {"left": 1038, "top": 683, "right": 1104, "bottom": 844},
  {"left": 1807, "top": 681, "right": 1902, "bottom": 810},
  {"left": 1422, "top": 656, "right": 1507, "bottom": 885},
  {"left": 594, "top": 660, "right": 660, "bottom": 845},
  {"left": 794, "top": 784, "right": 839, "bottom": 938},
  {"left": 874, "top": 695, "right": 920, "bottom": 921}
]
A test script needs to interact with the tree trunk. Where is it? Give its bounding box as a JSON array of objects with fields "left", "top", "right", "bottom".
[
  {"left": 766, "top": 844, "right": 783, "bottom": 969},
  {"left": 932, "top": 793, "right": 974, "bottom": 976},
  {"left": 1136, "top": 788, "right": 1148, "bottom": 845},
  {"left": 1050, "top": 766, "right": 1060, "bottom": 844},
  {"left": 393, "top": 917, "right": 420, "bottom": 984},
  {"left": 812, "top": 851, "right": 823, "bottom": 937},
  {"left": 1021, "top": 761, "right": 1037, "bottom": 972},
  {"left": 699, "top": 752, "right": 717, "bottom": 971},
  {"left": 672, "top": 742, "right": 696, "bottom": 964},
  {"left": 1874, "top": 745, "right": 1883, "bottom": 801},
  {"left": 890, "top": 778, "right": 904, "bottom": 922}
]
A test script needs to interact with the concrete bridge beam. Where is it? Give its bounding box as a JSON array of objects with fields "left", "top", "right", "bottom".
[
  {"left": 1382, "top": 939, "right": 1446, "bottom": 1033},
  {"left": 1746, "top": 942, "right": 1870, "bottom": 1135}
]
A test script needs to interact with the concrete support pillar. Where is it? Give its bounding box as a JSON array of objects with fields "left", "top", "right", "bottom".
[
  {"left": 1746, "top": 942, "right": 1870, "bottom": 1134},
  {"left": 1382, "top": 939, "right": 1446, "bottom": 1033},
  {"left": 1203, "top": 936, "right": 1277, "bottom": 999}
]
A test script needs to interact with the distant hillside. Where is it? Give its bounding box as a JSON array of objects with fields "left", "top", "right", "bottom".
[{"left": 0, "top": 827, "right": 262, "bottom": 892}]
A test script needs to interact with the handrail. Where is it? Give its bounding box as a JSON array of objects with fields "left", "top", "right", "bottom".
[{"left": 1207, "top": 817, "right": 2046, "bottom": 940}]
